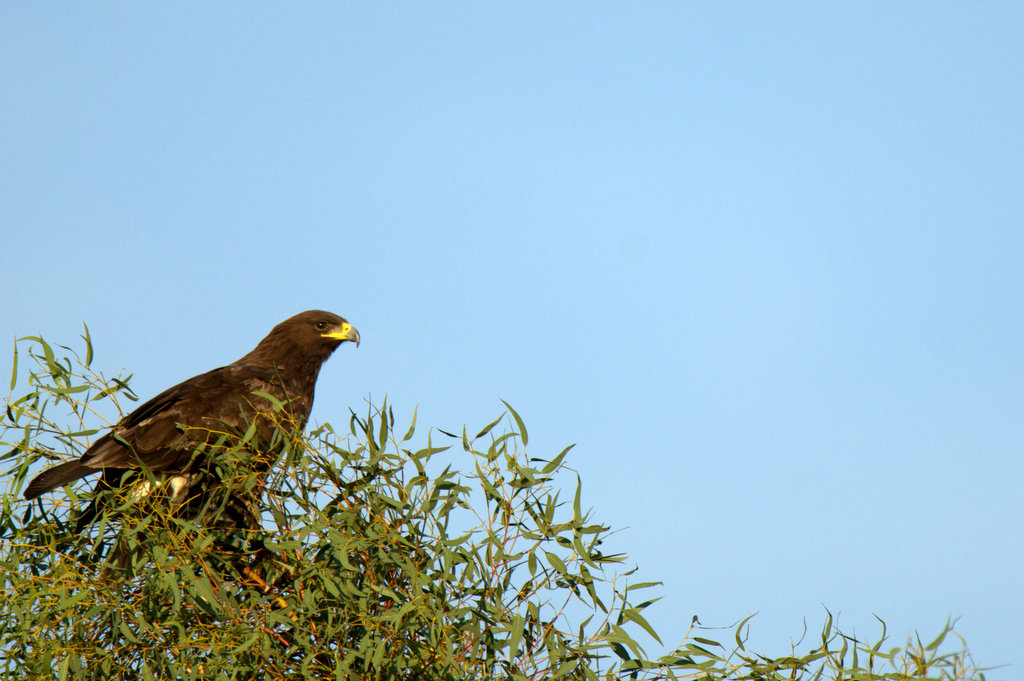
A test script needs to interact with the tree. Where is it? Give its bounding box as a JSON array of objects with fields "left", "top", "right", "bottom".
[{"left": 0, "top": 331, "right": 984, "bottom": 680}]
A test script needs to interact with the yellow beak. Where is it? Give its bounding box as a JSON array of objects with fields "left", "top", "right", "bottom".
[{"left": 322, "top": 322, "right": 360, "bottom": 347}]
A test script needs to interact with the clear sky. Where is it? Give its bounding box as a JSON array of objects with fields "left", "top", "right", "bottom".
[{"left": 2, "top": 3, "right": 1021, "bottom": 673}]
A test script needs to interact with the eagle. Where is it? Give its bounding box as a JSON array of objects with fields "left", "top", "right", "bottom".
[{"left": 23, "top": 310, "right": 359, "bottom": 534}]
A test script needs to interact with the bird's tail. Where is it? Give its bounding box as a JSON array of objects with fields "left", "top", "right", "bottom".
[{"left": 23, "top": 461, "right": 93, "bottom": 500}]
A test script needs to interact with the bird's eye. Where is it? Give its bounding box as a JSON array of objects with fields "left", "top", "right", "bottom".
[{"left": 315, "top": 321, "right": 328, "bottom": 330}]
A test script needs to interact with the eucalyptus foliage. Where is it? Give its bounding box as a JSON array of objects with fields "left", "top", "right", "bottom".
[{"left": 0, "top": 331, "right": 985, "bottom": 680}]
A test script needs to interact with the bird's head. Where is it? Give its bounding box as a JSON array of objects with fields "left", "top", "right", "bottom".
[
  {"left": 245, "top": 310, "right": 359, "bottom": 368},
  {"left": 293, "top": 310, "right": 360, "bottom": 350}
]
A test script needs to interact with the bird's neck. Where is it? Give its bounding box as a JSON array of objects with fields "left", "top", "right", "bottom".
[{"left": 240, "top": 341, "right": 332, "bottom": 424}]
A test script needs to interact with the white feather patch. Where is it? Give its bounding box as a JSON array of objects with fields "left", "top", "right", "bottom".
[{"left": 129, "top": 473, "right": 199, "bottom": 504}]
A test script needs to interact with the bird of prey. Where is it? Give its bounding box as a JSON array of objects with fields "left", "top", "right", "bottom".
[{"left": 23, "top": 310, "right": 359, "bottom": 533}]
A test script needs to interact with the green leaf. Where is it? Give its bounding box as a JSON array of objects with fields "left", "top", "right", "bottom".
[
  {"left": 251, "top": 390, "right": 286, "bottom": 411},
  {"left": 573, "top": 474, "right": 582, "bottom": 521},
  {"left": 81, "top": 322, "right": 93, "bottom": 367},
  {"left": 402, "top": 406, "right": 418, "bottom": 442},
  {"left": 734, "top": 613, "right": 756, "bottom": 650},
  {"left": 554, "top": 657, "right": 579, "bottom": 676},
  {"left": 378, "top": 405, "right": 389, "bottom": 446},
  {"left": 501, "top": 400, "right": 528, "bottom": 446},
  {"left": 229, "top": 631, "right": 262, "bottom": 655},
  {"left": 509, "top": 613, "right": 525, "bottom": 660},
  {"left": 620, "top": 606, "right": 662, "bottom": 644},
  {"left": 542, "top": 443, "right": 574, "bottom": 474},
  {"left": 240, "top": 418, "right": 259, "bottom": 445},
  {"left": 545, "top": 551, "right": 567, "bottom": 575},
  {"left": 9, "top": 340, "right": 17, "bottom": 391},
  {"left": 624, "top": 581, "right": 661, "bottom": 593},
  {"left": 475, "top": 413, "right": 505, "bottom": 441},
  {"left": 56, "top": 590, "right": 90, "bottom": 611}
]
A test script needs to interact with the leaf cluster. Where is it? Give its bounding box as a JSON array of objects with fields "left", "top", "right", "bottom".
[{"left": 0, "top": 333, "right": 987, "bottom": 680}]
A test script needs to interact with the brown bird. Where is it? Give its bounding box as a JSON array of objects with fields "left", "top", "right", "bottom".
[{"left": 23, "top": 310, "right": 359, "bottom": 532}]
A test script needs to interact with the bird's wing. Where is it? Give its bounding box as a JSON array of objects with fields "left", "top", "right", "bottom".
[{"left": 80, "top": 364, "right": 281, "bottom": 472}]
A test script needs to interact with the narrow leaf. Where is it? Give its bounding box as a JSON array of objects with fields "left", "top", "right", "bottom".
[
  {"left": 509, "top": 614, "right": 525, "bottom": 660},
  {"left": 501, "top": 400, "right": 528, "bottom": 445},
  {"left": 475, "top": 413, "right": 505, "bottom": 441},
  {"left": 82, "top": 322, "right": 93, "bottom": 366},
  {"left": 9, "top": 340, "right": 17, "bottom": 390},
  {"left": 542, "top": 443, "right": 575, "bottom": 474},
  {"left": 402, "top": 406, "right": 418, "bottom": 442}
]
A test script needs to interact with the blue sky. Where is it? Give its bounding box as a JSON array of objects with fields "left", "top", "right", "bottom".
[{"left": 2, "top": 3, "right": 1022, "bottom": 672}]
